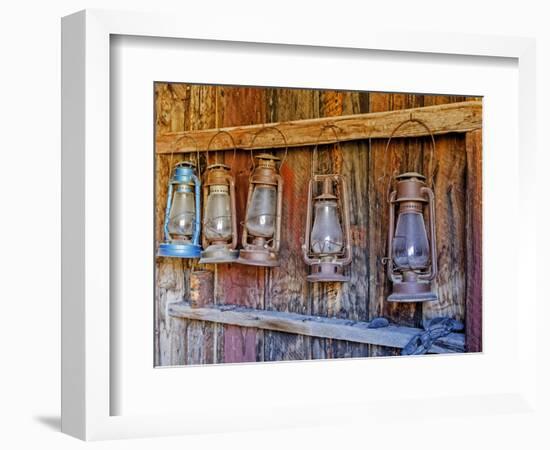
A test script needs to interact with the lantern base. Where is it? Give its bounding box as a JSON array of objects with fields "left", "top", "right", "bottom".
[
  {"left": 237, "top": 248, "right": 280, "bottom": 267},
  {"left": 199, "top": 245, "right": 239, "bottom": 264},
  {"left": 388, "top": 281, "right": 438, "bottom": 302},
  {"left": 306, "top": 262, "right": 349, "bottom": 282},
  {"left": 157, "top": 242, "right": 202, "bottom": 258}
]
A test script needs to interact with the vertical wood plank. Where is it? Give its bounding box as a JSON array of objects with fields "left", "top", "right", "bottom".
[
  {"left": 421, "top": 95, "right": 467, "bottom": 325},
  {"left": 154, "top": 83, "right": 189, "bottom": 366},
  {"left": 184, "top": 85, "right": 218, "bottom": 365},
  {"left": 263, "top": 88, "right": 318, "bottom": 362},
  {"left": 217, "top": 86, "right": 267, "bottom": 363},
  {"left": 212, "top": 87, "right": 224, "bottom": 364},
  {"left": 368, "top": 93, "right": 423, "bottom": 329},
  {"left": 156, "top": 259, "right": 187, "bottom": 365},
  {"left": 367, "top": 93, "right": 423, "bottom": 356},
  {"left": 339, "top": 91, "right": 371, "bottom": 358},
  {"left": 186, "top": 270, "right": 215, "bottom": 364},
  {"left": 311, "top": 91, "right": 371, "bottom": 359},
  {"left": 310, "top": 90, "right": 342, "bottom": 359},
  {"left": 465, "top": 129, "right": 482, "bottom": 352}
]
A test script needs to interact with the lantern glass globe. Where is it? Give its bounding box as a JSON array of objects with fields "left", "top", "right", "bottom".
[
  {"left": 204, "top": 189, "right": 232, "bottom": 241},
  {"left": 310, "top": 199, "right": 343, "bottom": 255},
  {"left": 168, "top": 190, "right": 195, "bottom": 239},
  {"left": 246, "top": 185, "right": 276, "bottom": 238},
  {"left": 392, "top": 211, "right": 430, "bottom": 270}
]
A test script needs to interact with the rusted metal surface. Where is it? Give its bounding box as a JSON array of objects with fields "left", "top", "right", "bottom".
[
  {"left": 189, "top": 270, "right": 214, "bottom": 308},
  {"left": 386, "top": 173, "right": 438, "bottom": 303}
]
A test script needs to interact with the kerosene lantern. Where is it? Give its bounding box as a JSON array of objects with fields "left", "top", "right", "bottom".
[
  {"left": 199, "top": 131, "right": 239, "bottom": 264},
  {"left": 384, "top": 118, "right": 438, "bottom": 302},
  {"left": 237, "top": 128, "right": 286, "bottom": 267},
  {"left": 386, "top": 172, "right": 438, "bottom": 301},
  {"left": 237, "top": 154, "right": 283, "bottom": 266},
  {"left": 158, "top": 139, "right": 202, "bottom": 258},
  {"left": 302, "top": 125, "right": 352, "bottom": 282},
  {"left": 303, "top": 175, "right": 352, "bottom": 281}
]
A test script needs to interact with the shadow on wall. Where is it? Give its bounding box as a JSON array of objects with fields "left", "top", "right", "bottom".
[{"left": 34, "top": 415, "right": 61, "bottom": 432}]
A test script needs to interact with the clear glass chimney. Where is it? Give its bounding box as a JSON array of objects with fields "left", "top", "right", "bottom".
[
  {"left": 167, "top": 188, "right": 195, "bottom": 240},
  {"left": 392, "top": 211, "right": 430, "bottom": 270},
  {"left": 310, "top": 199, "right": 343, "bottom": 255},
  {"left": 245, "top": 185, "right": 276, "bottom": 238},
  {"left": 204, "top": 186, "right": 232, "bottom": 241}
]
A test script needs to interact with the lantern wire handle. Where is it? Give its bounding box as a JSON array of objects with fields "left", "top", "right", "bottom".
[
  {"left": 311, "top": 123, "right": 342, "bottom": 177},
  {"left": 171, "top": 133, "right": 201, "bottom": 178},
  {"left": 379, "top": 115, "right": 436, "bottom": 193},
  {"left": 206, "top": 130, "right": 238, "bottom": 175},
  {"left": 247, "top": 126, "right": 289, "bottom": 171}
]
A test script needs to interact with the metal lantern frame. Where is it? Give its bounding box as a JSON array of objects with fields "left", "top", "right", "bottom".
[
  {"left": 302, "top": 124, "right": 352, "bottom": 282},
  {"left": 199, "top": 130, "right": 239, "bottom": 264},
  {"left": 157, "top": 134, "right": 202, "bottom": 258},
  {"left": 383, "top": 118, "right": 439, "bottom": 302},
  {"left": 237, "top": 126, "right": 287, "bottom": 267}
]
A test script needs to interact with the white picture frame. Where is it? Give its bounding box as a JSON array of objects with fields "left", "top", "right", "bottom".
[{"left": 61, "top": 9, "right": 538, "bottom": 441}]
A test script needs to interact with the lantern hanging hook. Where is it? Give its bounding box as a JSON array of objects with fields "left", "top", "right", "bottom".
[
  {"left": 311, "top": 123, "right": 342, "bottom": 177},
  {"left": 206, "top": 130, "right": 238, "bottom": 175},
  {"left": 380, "top": 115, "right": 437, "bottom": 195},
  {"left": 247, "top": 125, "right": 289, "bottom": 171},
  {"left": 171, "top": 133, "right": 201, "bottom": 178}
]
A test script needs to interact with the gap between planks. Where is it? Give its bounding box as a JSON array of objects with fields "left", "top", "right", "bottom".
[
  {"left": 156, "top": 100, "right": 482, "bottom": 154},
  {"left": 168, "top": 302, "right": 464, "bottom": 354}
]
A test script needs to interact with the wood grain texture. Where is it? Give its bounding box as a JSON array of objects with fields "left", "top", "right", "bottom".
[
  {"left": 465, "top": 129, "right": 482, "bottom": 352},
  {"left": 189, "top": 270, "right": 214, "bottom": 307},
  {"left": 217, "top": 86, "right": 267, "bottom": 363},
  {"left": 309, "top": 90, "right": 340, "bottom": 359},
  {"left": 154, "top": 84, "right": 479, "bottom": 365},
  {"left": 336, "top": 91, "right": 371, "bottom": 358},
  {"left": 168, "top": 302, "right": 464, "bottom": 353},
  {"left": 367, "top": 93, "right": 420, "bottom": 356},
  {"left": 184, "top": 85, "right": 217, "bottom": 365},
  {"left": 156, "top": 101, "right": 482, "bottom": 153},
  {"left": 422, "top": 96, "right": 467, "bottom": 325},
  {"left": 263, "top": 88, "right": 318, "bottom": 362},
  {"left": 154, "top": 83, "right": 191, "bottom": 366},
  {"left": 311, "top": 91, "right": 371, "bottom": 359},
  {"left": 155, "top": 259, "right": 187, "bottom": 365}
]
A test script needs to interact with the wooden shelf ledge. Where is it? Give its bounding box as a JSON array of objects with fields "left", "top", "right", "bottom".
[
  {"left": 156, "top": 100, "right": 481, "bottom": 154},
  {"left": 168, "top": 302, "right": 464, "bottom": 354}
]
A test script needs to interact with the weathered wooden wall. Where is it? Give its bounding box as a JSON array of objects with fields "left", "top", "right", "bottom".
[{"left": 154, "top": 83, "right": 481, "bottom": 365}]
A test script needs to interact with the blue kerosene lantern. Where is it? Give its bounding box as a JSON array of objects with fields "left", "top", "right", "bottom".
[{"left": 158, "top": 161, "right": 202, "bottom": 258}]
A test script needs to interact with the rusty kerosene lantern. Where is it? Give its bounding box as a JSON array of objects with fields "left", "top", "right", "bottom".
[
  {"left": 199, "top": 131, "right": 239, "bottom": 264},
  {"left": 157, "top": 135, "right": 202, "bottom": 258},
  {"left": 237, "top": 127, "right": 287, "bottom": 267},
  {"left": 384, "top": 119, "right": 438, "bottom": 302},
  {"left": 302, "top": 125, "right": 352, "bottom": 282}
]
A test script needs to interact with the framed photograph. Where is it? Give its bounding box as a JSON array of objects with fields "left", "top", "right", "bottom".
[
  {"left": 152, "top": 81, "right": 480, "bottom": 366},
  {"left": 62, "top": 9, "right": 537, "bottom": 441}
]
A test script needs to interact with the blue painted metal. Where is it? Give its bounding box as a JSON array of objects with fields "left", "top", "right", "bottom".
[
  {"left": 158, "top": 242, "right": 202, "bottom": 258},
  {"left": 158, "top": 162, "right": 202, "bottom": 259}
]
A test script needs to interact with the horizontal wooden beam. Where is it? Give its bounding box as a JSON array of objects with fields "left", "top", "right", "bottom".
[
  {"left": 156, "top": 100, "right": 482, "bottom": 154},
  {"left": 168, "top": 302, "right": 464, "bottom": 353}
]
